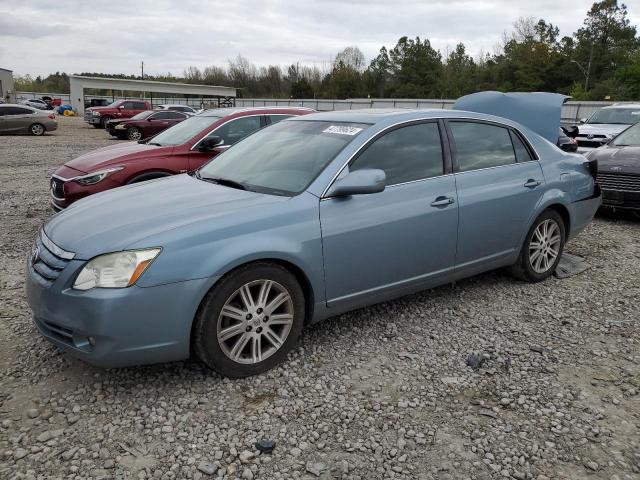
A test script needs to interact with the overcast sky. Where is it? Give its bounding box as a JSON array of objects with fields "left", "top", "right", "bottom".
[{"left": 1, "top": 0, "right": 639, "bottom": 78}]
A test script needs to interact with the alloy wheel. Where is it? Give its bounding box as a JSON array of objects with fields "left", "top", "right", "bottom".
[
  {"left": 31, "top": 124, "right": 44, "bottom": 135},
  {"left": 128, "top": 127, "right": 142, "bottom": 141},
  {"left": 529, "top": 218, "right": 562, "bottom": 274},
  {"left": 216, "top": 279, "right": 294, "bottom": 364}
]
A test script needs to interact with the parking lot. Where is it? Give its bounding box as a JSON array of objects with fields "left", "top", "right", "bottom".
[{"left": 0, "top": 116, "right": 638, "bottom": 479}]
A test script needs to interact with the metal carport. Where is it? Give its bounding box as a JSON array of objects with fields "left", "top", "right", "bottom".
[{"left": 69, "top": 75, "right": 236, "bottom": 114}]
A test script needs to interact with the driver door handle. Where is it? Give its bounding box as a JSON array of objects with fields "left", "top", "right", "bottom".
[
  {"left": 524, "top": 179, "right": 541, "bottom": 188},
  {"left": 430, "top": 196, "right": 455, "bottom": 207}
]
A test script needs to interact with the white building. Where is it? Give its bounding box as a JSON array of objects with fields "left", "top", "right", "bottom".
[{"left": 0, "top": 68, "right": 16, "bottom": 103}]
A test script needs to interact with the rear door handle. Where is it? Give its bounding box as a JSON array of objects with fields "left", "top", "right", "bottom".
[
  {"left": 524, "top": 179, "right": 541, "bottom": 188},
  {"left": 430, "top": 196, "right": 455, "bottom": 207}
]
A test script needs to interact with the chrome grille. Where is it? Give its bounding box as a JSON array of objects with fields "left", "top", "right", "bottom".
[
  {"left": 84, "top": 110, "right": 92, "bottom": 122},
  {"left": 50, "top": 177, "right": 65, "bottom": 199},
  {"left": 30, "top": 230, "right": 75, "bottom": 286},
  {"left": 596, "top": 172, "right": 640, "bottom": 192}
]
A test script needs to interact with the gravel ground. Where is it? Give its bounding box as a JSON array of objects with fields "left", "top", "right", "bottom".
[{"left": 0, "top": 116, "right": 639, "bottom": 480}]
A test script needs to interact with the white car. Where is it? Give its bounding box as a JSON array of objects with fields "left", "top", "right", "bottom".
[
  {"left": 576, "top": 104, "right": 640, "bottom": 150},
  {"left": 21, "top": 99, "right": 50, "bottom": 110},
  {"left": 154, "top": 104, "right": 197, "bottom": 114}
]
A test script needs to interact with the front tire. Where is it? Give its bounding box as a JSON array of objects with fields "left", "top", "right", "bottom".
[
  {"left": 510, "top": 210, "right": 565, "bottom": 282},
  {"left": 29, "top": 123, "right": 45, "bottom": 136},
  {"left": 193, "top": 262, "right": 305, "bottom": 377},
  {"left": 127, "top": 127, "right": 142, "bottom": 141},
  {"left": 100, "top": 116, "right": 112, "bottom": 128}
]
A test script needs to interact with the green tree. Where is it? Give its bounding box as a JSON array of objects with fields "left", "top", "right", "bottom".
[{"left": 386, "top": 36, "right": 443, "bottom": 97}]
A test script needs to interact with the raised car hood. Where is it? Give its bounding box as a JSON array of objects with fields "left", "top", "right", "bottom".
[
  {"left": 44, "top": 174, "right": 288, "bottom": 259},
  {"left": 577, "top": 124, "right": 630, "bottom": 136},
  {"left": 590, "top": 146, "right": 640, "bottom": 175},
  {"left": 453, "top": 91, "right": 569, "bottom": 143},
  {"left": 63, "top": 142, "right": 168, "bottom": 173}
]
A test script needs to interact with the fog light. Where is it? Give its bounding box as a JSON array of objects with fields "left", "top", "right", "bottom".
[{"left": 88, "top": 336, "right": 96, "bottom": 346}]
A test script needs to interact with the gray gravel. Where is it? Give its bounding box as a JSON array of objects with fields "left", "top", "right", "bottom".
[{"left": 1, "top": 117, "right": 639, "bottom": 479}]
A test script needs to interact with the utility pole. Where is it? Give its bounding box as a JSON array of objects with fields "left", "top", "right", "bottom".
[{"left": 141, "top": 61, "right": 145, "bottom": 99}]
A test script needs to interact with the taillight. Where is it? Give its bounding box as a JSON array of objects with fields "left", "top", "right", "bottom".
[
  {"left": 48, "top": 114, "right": 55, "bottom": 120},
  {"left": 584, "top": 158, "right": 598, "bottom": 179}
]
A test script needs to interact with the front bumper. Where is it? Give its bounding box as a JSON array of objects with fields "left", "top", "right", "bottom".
[
  {"left": 601, "top": 189, "right": 640, "bottom": 210},
  {"left": 49, "top": 173, "right": 123, "bottom": 211},
  {"left": 84, "top": 114, "right": 101, "bottom": 125},
  {"left": 26, "top": 254, "right": 211, "bottom": 367}
]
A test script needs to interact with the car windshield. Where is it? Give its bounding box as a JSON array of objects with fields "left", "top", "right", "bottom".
[
  {"left": 147, "top": 115, "right": 222, "bottom": 146},
  {"left": 611, "top": 123, "right": 640, "bottom": 147},
  {"left": 198, "top": 120, "right": 370, "bottom": 195},
  {"left": 587, "top": 108, "right": 640, "bottom": 125},
  {"left": 131, "top": 111, "right": 154, "bottom": 120}
]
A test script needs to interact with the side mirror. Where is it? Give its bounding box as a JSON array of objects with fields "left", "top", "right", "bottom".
[
  {"left": 198, "top": 135, "right": 224, "bottom": 152},
  {"left": 325, "top": 169, "right": 386, "bottom": 198},
  {"left": 118, "top": 105, "right": 125, "bottom": 109},
  {"left": 561, "top": 125, "right": 579, "bottom": 138}
]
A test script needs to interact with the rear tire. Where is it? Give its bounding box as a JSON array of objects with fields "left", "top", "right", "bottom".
[
  {"left": 510, "top": 209, "right": 565, "bottom": 282},
  {"left": 192, "top": 262, "right": 305, "bottom": 377},
  {"left": 29, "top": 123, "right": 45, "bottom": 136}
]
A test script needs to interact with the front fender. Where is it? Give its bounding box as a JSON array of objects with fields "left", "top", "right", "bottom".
[{"left": 134, "top": 193, "right": 325, "bottom": 301}]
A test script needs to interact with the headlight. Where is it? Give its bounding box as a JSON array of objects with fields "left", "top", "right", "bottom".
[
  {"left": 73, "top": 248, "right": 161, "bottom": 290},
  {"left": 92, "top": 111, "right": 101, "bottom": 116},
  {"left": 114, "top": 124, "right": 127, "bottom": 130},
  {"left": 73, "top": 166, "right": 124, "bottom": 185}
]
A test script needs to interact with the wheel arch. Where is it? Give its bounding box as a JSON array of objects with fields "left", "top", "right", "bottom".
[
  {"left": 188, "top": 257, "right": 316, "bottom": 356},
  {"left": 545, "top": 203, "right": 571, "bottom": 240},
  {"left": 124, "top": 169, "right": 175, "bottom": 184}
]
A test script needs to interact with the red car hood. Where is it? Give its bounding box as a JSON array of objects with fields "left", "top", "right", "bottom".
[{"left": 63, "top": 142, "right": 172, "bottom": 173}]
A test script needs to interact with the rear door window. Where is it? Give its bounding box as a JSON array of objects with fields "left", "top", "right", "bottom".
[
  {"left": 349, "top": 122, "right": 444, "bottom": 185},
  {"left": 449, "top": 121, "right": 516, "bottom": 172}
]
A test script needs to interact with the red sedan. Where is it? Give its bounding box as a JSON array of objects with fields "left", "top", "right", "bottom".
[
  {"left": 50, "top": 107, "right": 313, "bottom": 211},
  {"left": 106, "top": 110, "right": 192, "bottom": 140}
]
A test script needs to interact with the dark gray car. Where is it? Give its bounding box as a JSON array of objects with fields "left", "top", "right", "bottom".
[{"left": 0, "top": 104, "right": 58, "bottom": 135}]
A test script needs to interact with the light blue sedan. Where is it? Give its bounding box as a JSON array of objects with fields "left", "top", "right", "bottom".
[{"left": 26, "top": 98, "right": 601, "bottom": 377}]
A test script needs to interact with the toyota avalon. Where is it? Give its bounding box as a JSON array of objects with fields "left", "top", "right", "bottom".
[{"left": 27, "top": 96, "right": 601, "bottom": 377}]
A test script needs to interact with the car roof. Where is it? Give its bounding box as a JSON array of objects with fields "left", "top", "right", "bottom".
[
  {"left": 287, "top": 108, "right": 529, "bottom": 129},
  {"left": 2, "top": 103, "right": 37, "bottom": 110},
  {"left": 199, "top": 106, "right": 315, "bottom": 117},
  {"left": 157, "top": 104, "right": 194, "bottom": 108}
]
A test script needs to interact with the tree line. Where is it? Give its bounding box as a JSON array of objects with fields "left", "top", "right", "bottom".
[{"left": 15, "top": 1, "right": 640, "bottom": 101}]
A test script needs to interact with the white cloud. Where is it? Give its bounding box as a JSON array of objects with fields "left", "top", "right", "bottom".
[{"left": 0, "top": 0, "right": 637, "bottom": 77}]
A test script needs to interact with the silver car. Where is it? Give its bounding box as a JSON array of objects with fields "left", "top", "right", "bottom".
[
  {"left": 576, "top": 103, "right": 640, "bottom": 150},
  {"left": 0, "top": 104, "right": 58, "bottom": 135}
]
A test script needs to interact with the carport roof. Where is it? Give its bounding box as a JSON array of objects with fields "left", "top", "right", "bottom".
[{"left": 70, "top": 75, "right": 236, "bottom": 97}]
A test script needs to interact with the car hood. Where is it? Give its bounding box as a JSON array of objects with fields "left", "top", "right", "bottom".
[
  {"left": 578, "top": 124, "right": 630, "bottom": 136},
  {"left": 590, "top": 146, "right": 640, "bottom": 175},
  {"left": 44, "top": 174, "right": 289, "bottom": 259},
  {"left": 453, "top": 91, "right": 568, "bottom": 143},
  {"left": 62, "top": 142, "right": 171, "bottom": 173}
]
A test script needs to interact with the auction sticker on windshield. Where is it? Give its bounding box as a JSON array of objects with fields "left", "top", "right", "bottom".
[{"left": 323, "top": 125, "right": 364, "bottom": 135}]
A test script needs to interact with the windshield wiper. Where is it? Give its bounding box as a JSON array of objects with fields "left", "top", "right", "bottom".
[
  {"left": 147, "top": 142, "right": 162, "bottom": 146},
  {"left": 199, "top": 175, "right": 246, "bottom": 190}
]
